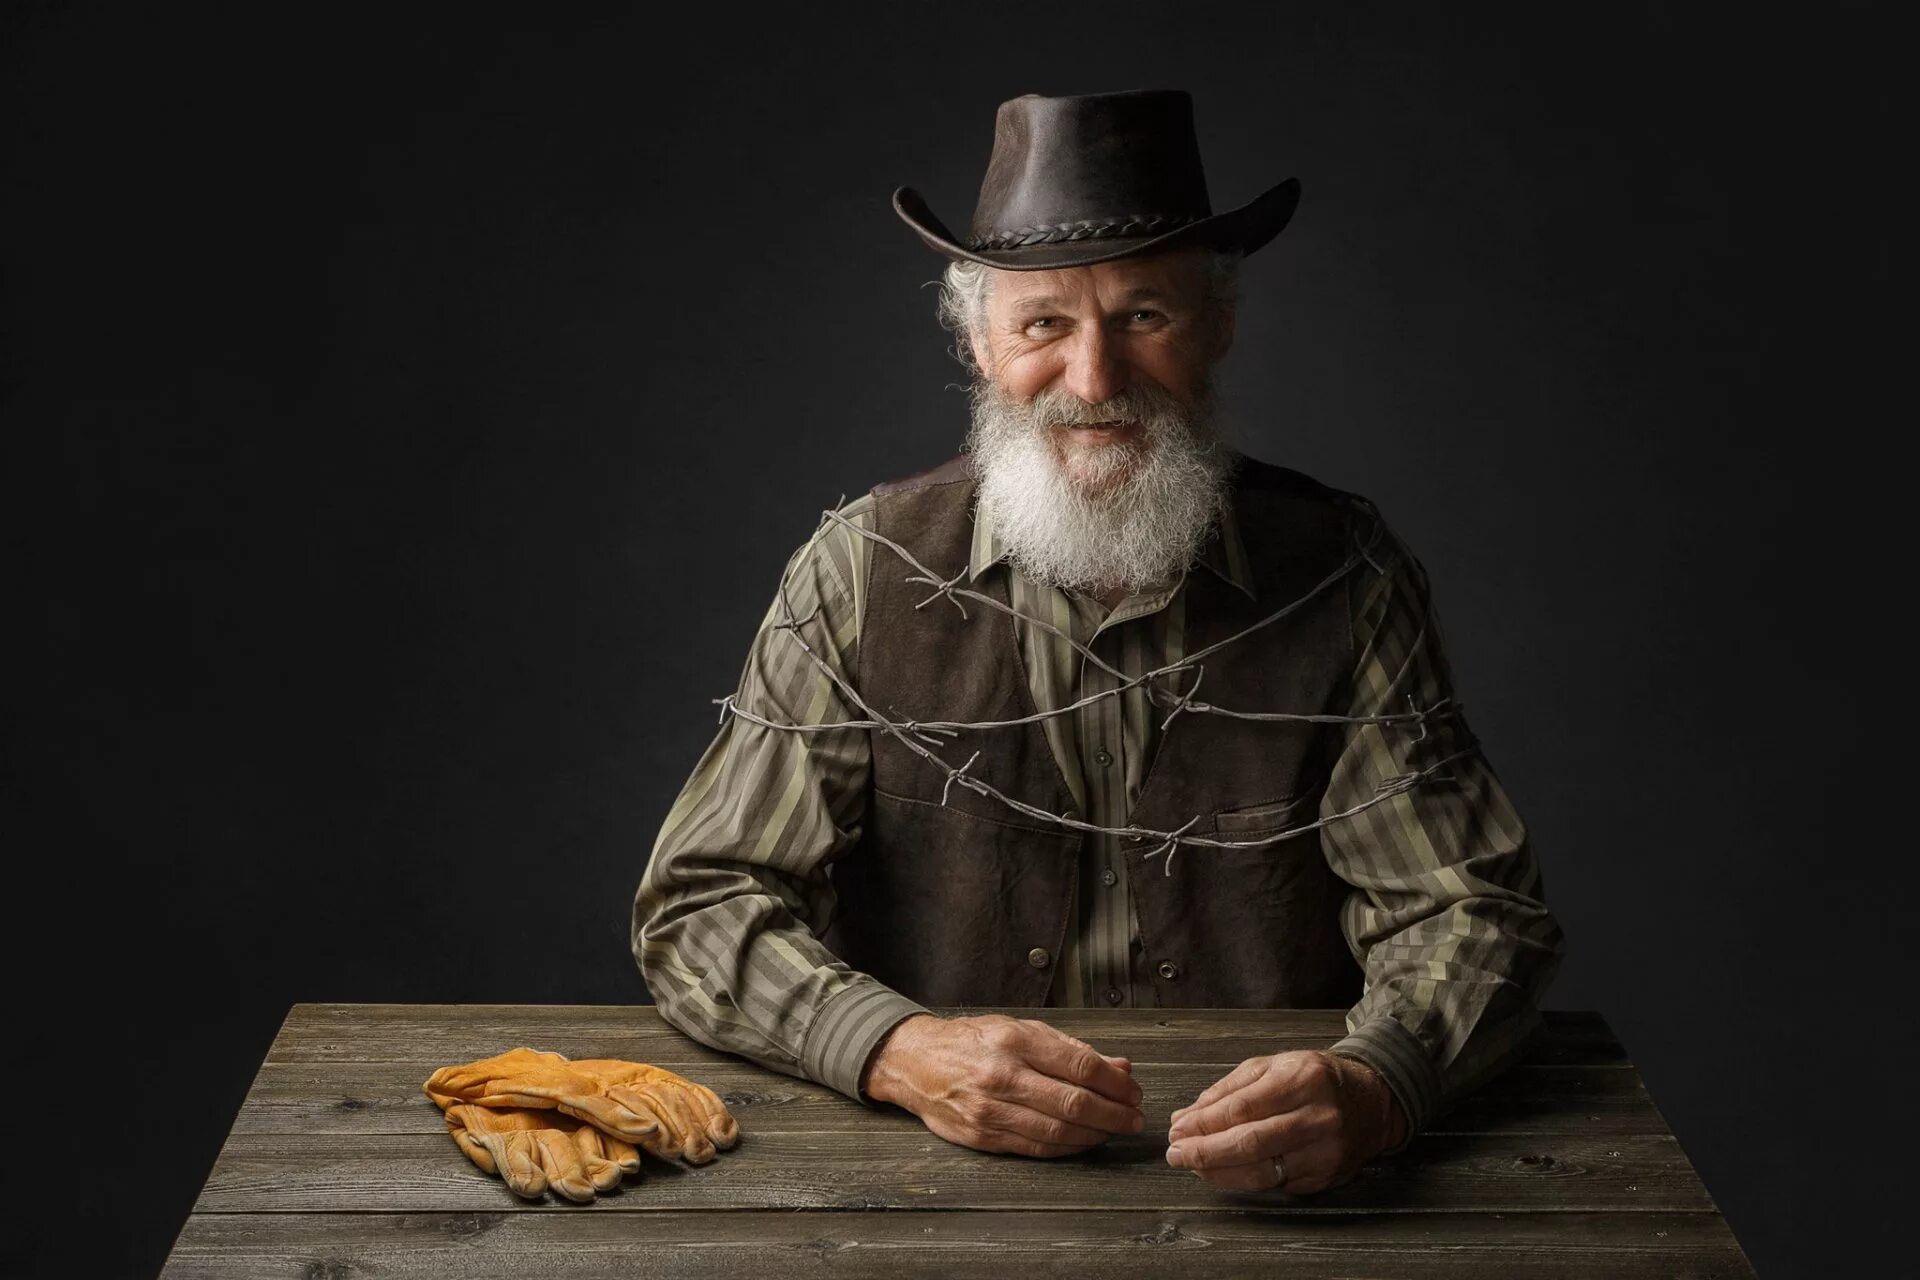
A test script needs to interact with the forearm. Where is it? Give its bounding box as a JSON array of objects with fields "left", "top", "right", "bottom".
[
  {"left": 635, "top": 729, "right": 930, "bottom": 1103},
  {"left": 1326, "top": 758, "right": 1565, "bottom": 1153},
  {"left": 634, "top": 495, "right": 929, "bottom": 1101},
  {"left": 1321, "top": 513, "right": 1566, "bottom": 1153},
  {"left": 635, "top": 845, "right": 928, "bottom": 1102}
]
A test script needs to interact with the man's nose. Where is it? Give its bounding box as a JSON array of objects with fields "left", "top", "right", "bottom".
[{"left": 1058, "top": 324, "right": 1127, "bottom": 408}]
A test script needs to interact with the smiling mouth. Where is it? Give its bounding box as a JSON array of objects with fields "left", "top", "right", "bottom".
[{"left": 1067, "top": 420, "right": 1131, "bottom": 431}]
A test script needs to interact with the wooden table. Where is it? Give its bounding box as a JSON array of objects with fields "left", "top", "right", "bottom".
[{"left": 159, "top": 1004, "right": 1755, "bottom": 1277}]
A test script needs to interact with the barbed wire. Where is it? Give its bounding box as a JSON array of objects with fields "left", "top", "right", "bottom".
[{"left": 711, "top": 500, "right": 1474, "bottom": 876}]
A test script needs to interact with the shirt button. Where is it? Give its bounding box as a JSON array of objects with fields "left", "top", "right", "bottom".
[
  {"left": 1105, "top": 987, "right": 1123, "bottom": 1005},
  {"left": 1157, "top": 961, "right": 1181, "bottom": 980},
  {"left": 1093, "top": 748, "right": 1114, "bottom": 767},
  {"left": 1101, "top": 868, "right": 1118, "bottom": 887},
  {"left": 1028, "top": 947, "right": 1052, "bottom": 969}
]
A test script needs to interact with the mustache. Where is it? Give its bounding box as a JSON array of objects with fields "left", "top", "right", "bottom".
[
  {"left": 967, "top": 378, "right": 1213, "bottom": 438},
  {"left": 961, "top": 370, "right": 1235, "bottom": 595}
]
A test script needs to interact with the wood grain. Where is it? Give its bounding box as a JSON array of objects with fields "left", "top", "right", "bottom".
[
  {"left": 162, "top": 1210, "right": 1755, "bottom": 1279},
  {"left": 265, "top": 1005, "right": 1630, "bottom": 1067},
  {"left": 193, "top": 1130, "right": 1710, "bottom": 1214},
  {"left": 233, "top": 1060, "right": 1662, "bottom": 1137},
  {"left": 158, "top": 1004, "right": 1754, "bottom": 1279}
]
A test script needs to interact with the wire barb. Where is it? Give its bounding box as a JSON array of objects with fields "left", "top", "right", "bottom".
[
  {"left": 1141, "top": 814, "right": 1203, "bottom": 876},
  {"left": 908, "top": 568, "right": 972, "bottom": 619},
  {"left": 940, "top": 750, "right": 983, "bottom": 807},
  {"left": 1159, "top": 664, "right": 1207, "bottom": 732},
  {"left": 702, "top": 492, "right": 1475, "bottom": 874}
]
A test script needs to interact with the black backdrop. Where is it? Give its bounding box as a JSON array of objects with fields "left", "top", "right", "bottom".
[{"left": 6, "top": 3, "right": 1898, "bottom": 1275}]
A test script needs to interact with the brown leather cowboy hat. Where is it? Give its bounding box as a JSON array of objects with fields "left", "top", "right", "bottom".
[{"left": 893, "top": 88, "right": 1300, "bottom": 271}]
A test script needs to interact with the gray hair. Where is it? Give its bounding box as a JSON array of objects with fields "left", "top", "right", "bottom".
[{"left": 934, "top": 247, "right": 1245, "bottom": 375}]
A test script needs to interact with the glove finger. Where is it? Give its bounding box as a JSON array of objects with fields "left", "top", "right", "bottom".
[
  {"left": 570, "top": 1126, "right": 627, "bottom": 1191},
  {"left": 622, "top": 1083, "right": 714, "bottom": 1164},
  {"left": 466, "top": 1080, "right": 569, "bottom": 1111},
  {"left": 561, "top": 1090, "right": 663, "bottom": 1144},
  {"left": 532, "top": 1128, "right": 597, "bottom": 1203},
  {"left": 426, "top": 1051, "right": 577, "bottom": 1110},
  {"left": 631, "top": 1068, "right": 740, "bottom": 1151},
  {"left": 445, "top": 1112, "right": 497, "bottom": 1175},
  {"left": 602, "top": 1132, "right": 643, "bottom": 1175},
  {"left": 424, "top": 1066, "right": 484, "bottom": 1109},
  {"left": 428, "top": 1060, "right": 521, "bottom": 1099},
  {"left": 481, "top": 1131, "right": 549, "bottom": 1200},
  {"left": 685, "top": 1080, "right": 742, "bottom": 1150}
]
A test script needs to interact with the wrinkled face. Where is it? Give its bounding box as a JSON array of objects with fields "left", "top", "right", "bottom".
[
  {"left": 960, "top": 245, "right": 1240, "bottom": 597},
  {"left": 966, "top": 245, "right": 1233, "bottom": 492}
]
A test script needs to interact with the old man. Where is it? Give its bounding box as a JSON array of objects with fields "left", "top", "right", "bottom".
[{"left": 635, "top": 88, "right": 1565, "bottom": 1195}]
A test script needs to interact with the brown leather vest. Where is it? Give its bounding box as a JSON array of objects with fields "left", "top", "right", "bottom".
[{"left": 819, "top": 453, "right": 1374, "bottom": 1010}]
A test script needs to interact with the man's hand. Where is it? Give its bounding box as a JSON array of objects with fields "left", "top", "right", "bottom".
[
  {"left": 862, "top": 1013, "right": 1145, "bottom": 1157},
  {"left": 1164, "top": 1050, "right": 1408, "bottom": 1194}
]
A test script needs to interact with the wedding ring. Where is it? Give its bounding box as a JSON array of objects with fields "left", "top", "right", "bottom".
[{"left": 1271, "top": 1154, "right": 1287, "bottom": 1188}]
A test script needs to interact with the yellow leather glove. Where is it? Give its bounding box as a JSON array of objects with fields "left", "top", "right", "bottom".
[
  {"left": 425, "top": 1047, "right": 742, "bottom": 1164},
  {"left": 438, "top": 1103, "right": 641, "bottom": 1202}
]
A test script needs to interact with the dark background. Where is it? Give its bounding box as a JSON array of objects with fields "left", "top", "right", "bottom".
[{"left": 6, "top": 2, "right": 1897, "bottom": 1275}]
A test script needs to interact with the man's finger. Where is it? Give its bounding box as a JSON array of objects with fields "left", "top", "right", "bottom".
[
  {"left": 1182, "top": 1136, "right": 1345, "bottom": 1193},
  {"left": 1038, "top": 1025, "right": 1132, "bottom": 1071},
  {"left": 1007, "top": 1067, "right": 1143, "bottom": 1135},
  {"left": 1167, "top": 1111, "right": 1309, "bottom": 1171},
  {"left": 1169, "top": 1081, "right": 1277, "bottom": 1142},
  {"left": 981, "top": 1122, "right": 1096, "bottom": 1159},
  {"left": 1018, "top": 1026, "right": 1143, "bottom": 1106},
  {"left": 1176, "top": 1053, "right": 1336, "bottom": 1142},
  {"left": 1172, "top": 1057, "right": 1269, "bottom": 1122},
  {"left": 1187, "top": 1157, "right": 1287, "bottom": 1192},
  {"left": 1173, "top": 1070, "right": 1317, "bottom": 1144},
  {"left": 985, "top": 1096, "right": 1113, "bottom": 1149}
]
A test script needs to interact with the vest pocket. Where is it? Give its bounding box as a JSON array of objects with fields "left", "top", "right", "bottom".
[{"left": 1211, "top": 782, "right": 1319, "bottom": 837}]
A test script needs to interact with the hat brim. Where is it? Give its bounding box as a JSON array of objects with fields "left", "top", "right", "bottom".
[{"left": 892, "top": 177, "right": 1300, "bottom": 271}]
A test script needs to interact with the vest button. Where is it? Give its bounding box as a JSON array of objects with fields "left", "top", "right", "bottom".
[
  {"left": 1028, "top": 947, "right": 1052, "bottom": 969},
  {"left": 1101, "top": 868, "right": 1118, "bottom": 887},
  {"left": 1157, "top": 961, "right": 1181, "bottom": 980},
  {"left": 1105, "top": 987, "right": 1123, "bottom": 1005},
  {"left": 1093, "top": 748, "right": 1114, "bottom": 768}
]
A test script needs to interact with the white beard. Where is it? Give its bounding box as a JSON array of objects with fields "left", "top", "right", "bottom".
[{"left": 963, "top": 374, "right": 1237, "bottom": 597}]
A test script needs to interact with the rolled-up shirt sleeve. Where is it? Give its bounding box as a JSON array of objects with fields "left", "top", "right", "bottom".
[
  {"left": 1319, "top": 505, "right": 1568, "bottom": 1155},
  {"left": 633, "top": 496, "right": 928, "bottom": 1103}
]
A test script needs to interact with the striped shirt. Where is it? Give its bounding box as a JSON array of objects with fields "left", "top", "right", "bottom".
[{"left": 634, "top": 471, "right": 1566, "bottom": 1153}]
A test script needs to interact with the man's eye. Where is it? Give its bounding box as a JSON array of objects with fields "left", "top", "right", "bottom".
[
  {"left": 1026, "top": 317, "right": 1059, "bottom": 331},
  {"left": 1130, "top": 309, "right": 1163, "bottom": 323}
]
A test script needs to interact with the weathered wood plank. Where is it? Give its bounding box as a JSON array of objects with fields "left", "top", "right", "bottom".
[
  {"left": 161, "top": 1209, "right": 1756, "bottom": 1279},
  {"left": 232, "top": 1060, "right": 1660, "bottom": 1137},
  {"left": 267, "top": 1005, "right": 1627, "bottom": 1067},
  {"left": 164, "top": 1006, "right": 1750, "bottom": 1278},
  {"left": 192, "top": 1131, "right": 1707, "bottom": 1215}
]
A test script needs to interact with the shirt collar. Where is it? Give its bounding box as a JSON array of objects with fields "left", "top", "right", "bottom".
[{"left": 967, "top": 484, "right": 1258, "bottom": 601}]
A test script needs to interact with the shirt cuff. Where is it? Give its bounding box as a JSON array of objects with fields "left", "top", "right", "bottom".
[
  {"left": 1326, "top": 1014, "right": 1443, "bottom": 1157},
  {"left": 800, "top": 978, "right": 930, "bottom": 1105}
]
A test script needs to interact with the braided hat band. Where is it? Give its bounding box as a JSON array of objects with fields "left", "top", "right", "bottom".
[{"left": 966, "top": 213, "right": 1204, "bottom": 253}]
